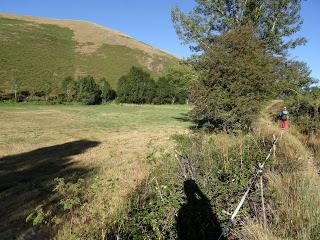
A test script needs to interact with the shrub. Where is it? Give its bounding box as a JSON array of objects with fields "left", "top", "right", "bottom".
[
  {"left": 287, "top": 88, "right": 320, "bottom": 134},
  {"left": 42, "top": 81, "right": 53, "bottom": 102},
  {"left": 154, "top": 66, "right": 192, "bottom": 104},
  {"left": 0, "top": 90, "right": 4, "bottom": 101},
  {"left": 99, "top": 78, "right": 116, "bottom": 102},
  {"left": 17, "top": 90, "right": 30, "bottom": 102},
  {"left": 117, "top": 66, "right": 156, "bottom": 104},
  {"left": 0, "top": 91, "right": 14, "bottom": 101},
  {"left": 77, "top": 75, "right": 101, "bottom": 105},
  {"left": 153, "top": 76, "right": 176, "bottom": 104},
  {"left": 26, "top": 178, "right": 86, "bottom": 227},
  {"left": 34, "top": 91, "right": 46, "bottom": 98},
  {"left": 0, "top": 89, "right": 30, "bottom": 102},
  {"left": 62, "top": 76, "right": 77, "bottom": 102}
]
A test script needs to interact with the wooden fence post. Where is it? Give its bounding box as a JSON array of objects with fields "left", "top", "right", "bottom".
[{"left": 260, "top": 175, "right": 267, "bottom": 229}]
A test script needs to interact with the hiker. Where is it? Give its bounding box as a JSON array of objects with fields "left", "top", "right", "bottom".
[{"left": 279, "top": 107, "right": 289, "bottom": 130}]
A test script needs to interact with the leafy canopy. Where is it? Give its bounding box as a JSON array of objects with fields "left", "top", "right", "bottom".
[
  {"left": 154, "top": 65, "right": 195, "bottom": 104},
  {"left": 172, "top": 0, "right": 306, "bottom": 55},
  {"left": 189, "top": 26, "right": 286, "bottom": 130}
]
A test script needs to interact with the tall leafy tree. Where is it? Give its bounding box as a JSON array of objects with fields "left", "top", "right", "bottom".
[
  {"left": 172, "top": 0, "right": 312, "bottom": 130},
  {"left": 118, "top": 66, "right": 156, "bottom": 104},
  {"left": 283, "top": 60, "right": 317, "bottom": 91},
  {"left": 154, "top": 65, "right": 196, "bottom": 104},
  {"left": 154, "top": 76, "right": 176, "bottom": 104},
  {"left": 172, "top": 0, "right": 306, "bottom": 55},
  {"left": 190, "top": 26, "right": 285, "bottom": 130}
]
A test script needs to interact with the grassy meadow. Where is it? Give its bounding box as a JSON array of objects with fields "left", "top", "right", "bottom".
[{"left": 0, "top": 103, "right": 190, "bottom": 239}]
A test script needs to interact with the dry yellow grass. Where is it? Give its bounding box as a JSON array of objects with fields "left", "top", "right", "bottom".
[
  {"left": 240, "top": 100, "right": 320, "bottom": 240},
  {"left": 0, "top": 103, "right": 190, "bottom": 239}
]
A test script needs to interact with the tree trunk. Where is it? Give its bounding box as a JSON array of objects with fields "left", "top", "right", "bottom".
[{"left": 14, "top": 88, "right": 17, "bottom": 102}]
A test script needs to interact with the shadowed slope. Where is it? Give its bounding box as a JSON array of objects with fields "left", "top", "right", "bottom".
[{"left": 0, "top": 140, "right": 100, "bottom": 240}]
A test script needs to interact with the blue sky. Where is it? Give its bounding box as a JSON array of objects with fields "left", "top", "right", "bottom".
[{"left": 1, "top": 0, "right": 319, "bottom": 79}]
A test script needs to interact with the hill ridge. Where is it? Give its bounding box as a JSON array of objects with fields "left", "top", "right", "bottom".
[
  {"left": 0, "top": 12, "right": 178, "bottom": 58},
  {"left": 0, "top": 13, "right": 178, "bottom": 91}
]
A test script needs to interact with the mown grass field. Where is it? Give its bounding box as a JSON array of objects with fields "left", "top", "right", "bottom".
[{"left": 0, "top": 103, "right": 190, "bottom": 239}]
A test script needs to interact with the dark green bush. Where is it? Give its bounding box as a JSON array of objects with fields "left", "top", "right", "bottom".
[
  {"left": 62, "top": 76, "right": 77, "bottom": 102},
  {"left": 34, "top": 91, "right": 46, "bottom": 98},
  {"left": 287, "top": 88, "right": 320, "bottom": 134},
  {"left": 117, "top": 66, "right": 156, "bottom": 104},
  {"left": 153, "top": 76, "right": 176, "bottom": 104},
  {"left": 17, "top": 90, "right": 31, "bottom": 102},
  {"left": 154, "top": 67, "right": 190, "bottom": 104},
  {"left": 99, "top": 78, "right": 116, "bottom": 102},
  {"left": 77, "top": 75, "right": 101, "bottom": 105}
]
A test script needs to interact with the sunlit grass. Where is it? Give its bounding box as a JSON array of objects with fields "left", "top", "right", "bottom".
[{"left": 0, "top": 103, "right": 191, "bottom": 239}]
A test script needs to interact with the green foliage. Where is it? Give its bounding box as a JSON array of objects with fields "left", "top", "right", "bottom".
[
  {"left": 77, "top": 75, "right": 101, "bottom": 105},
  {"left": 282, "top": 60, "right": 317, "bottom": 90},
  {"left": 99, "top": 78, "right": 116, "bottom": 102},
  {"left": 26, "top": 177, "right": 86, "bottom": 228},
  {"left": 62, "top": 76, "right": 77, "bottom": 102},
  {"left": 111, "top": 133, "right": 268, "bottom": 239},
  {"left": 190, "top": 26, "right": 284, "bottom": 130},
  {"left": 154, "top": 76, "right": 176, "bottom": 104},
  {"left": 26, "top": 205, "right": 52, "bottom": 226},
  {"left": 172, "top": 0, "right": 306, "bottom": 55},
  {"left": 172, "top": 0, "right": 313, "bottom": 131},
  {"left": 53, "top": 178, "right": 85, "bottom": 211},
  {"left": 117, "top": 66, "right": 156, "bottom": 104},
  {"left": 154, "top": 65, "right": 194, "bottom": 104},
  {"left": 287, "top": 88, "right": 320, "bottom": 134}
]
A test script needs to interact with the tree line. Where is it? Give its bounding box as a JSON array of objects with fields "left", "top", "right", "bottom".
[
  {"left": 172, "top": 0, "right": 318, "bottom": 131},
  {"left": 0, "top": 66, "right": 191, "bottom": 105}
]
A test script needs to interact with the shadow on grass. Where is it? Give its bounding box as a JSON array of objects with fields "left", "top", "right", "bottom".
[
  {"left": 174, "top": 113, "right": 232, "bottom": 133},
  {"left": 173, "top": 113, "right": 217, "bottom": 132},
  {"left": 173, "top": 113, "right": 193, "bottom": 123},
  {"left": 176, "top": 179, "right": 225, "bottom": 240},
  {"left": 0, "top": 140, "right": 100, "bottom": 240}
]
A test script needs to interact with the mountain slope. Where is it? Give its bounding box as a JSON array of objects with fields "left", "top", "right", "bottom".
[{"left": 0, "top": 13, "right": 178, "bottom": 92}]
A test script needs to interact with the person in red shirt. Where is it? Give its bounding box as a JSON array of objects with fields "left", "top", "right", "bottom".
[{"left": 279, "top": 107, "right": 289, "bottom": 130}]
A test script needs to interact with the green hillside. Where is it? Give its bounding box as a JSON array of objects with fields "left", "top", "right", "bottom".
[{"left": 0, "top": 14, "right": 178, "bottom": 93}]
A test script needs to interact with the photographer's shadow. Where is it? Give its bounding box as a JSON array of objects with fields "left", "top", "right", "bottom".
[{"left": 176, "top": 179, "right": 225, "bottom": 240}]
